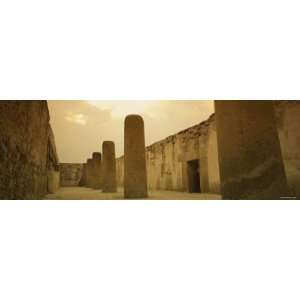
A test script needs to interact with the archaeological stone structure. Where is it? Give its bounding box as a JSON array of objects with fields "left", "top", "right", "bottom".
[
  {"left": 102, "top": 141, "right": 117, "bottom": 192},
  {"left": 117, "top": 113, "right": 220, "bottom": 194},
  {"left": 116, "top": 101, "right": 300, "bottom": 199},
  {"left": 0, "top": 100, "right": 59, "bottom": 199},
  {"left": 214, "top": 100, "right": 288, "bottom": 199},
  {"left": 86, "top": 159, "right": 93, "bottom": 188},
  {"left": 60, "top": 163, "right": 83, "bottom": 187},
  {"left": 124, "top": 115, "right": 148, "bottom": 198},
  {"left": 79, "top": 163, "right": 87, "bottom": 186},
  {"left": 2, "top": 100, "right": 299, "bottom": 200},
  {"left": 47, "top": 126, "right": 60, "bottom": 193},
  {"left": 275, "top": 101, "right": 300, "bottom": 197},
  {"left": 91, "top": 152, "right": 102, "bottom": 189}
]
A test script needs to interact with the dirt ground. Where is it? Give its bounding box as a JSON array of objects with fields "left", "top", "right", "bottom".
[{"left": 45, "top": 187, "right": 221, "bottom": 200}]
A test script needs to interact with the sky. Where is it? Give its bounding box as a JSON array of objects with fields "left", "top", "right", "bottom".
[{"left": 48, "top": 100, "right": 214, "bottom": 163}]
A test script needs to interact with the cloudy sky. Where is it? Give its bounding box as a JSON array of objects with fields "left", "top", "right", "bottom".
[{"left": 48, "top": 100, "right": 214, "bottom": 163}]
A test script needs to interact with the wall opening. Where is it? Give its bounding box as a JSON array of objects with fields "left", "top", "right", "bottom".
[{"left": 187, "top": 159, "right": 201, "bottom": 193}]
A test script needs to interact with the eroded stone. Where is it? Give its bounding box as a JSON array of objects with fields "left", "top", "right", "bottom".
[
  {"left": 102, "top": 141, "right": 117, "bottom": 192},
  {"left": 124, "top": 115, "right": 148, "bottom": 198}
]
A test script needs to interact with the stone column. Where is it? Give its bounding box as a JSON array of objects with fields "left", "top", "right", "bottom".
[
  {"left": 92, "top": 152, "right": 102, "bottom": 189},
  {"left": 79, "top": 163, "right": 87, "bottom": 186},
  {"left": 47, "top": 170, "right": 60, "bottom": 193},
  {"left": 86, "top": 158, "right": 93, "bottom": 188},
  {"left": 102, "top": 141, "right": 117, "bottom": 192},
  {"left": 124, "top": 115, "right": 148, "bottom": 198},
  {"left": 214, "top": 100, "right": 289, "bottom": 199}
]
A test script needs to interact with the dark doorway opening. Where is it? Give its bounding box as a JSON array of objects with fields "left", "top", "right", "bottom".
[{"left": 187, "top": 160, "right": 201, "bottom": 193}]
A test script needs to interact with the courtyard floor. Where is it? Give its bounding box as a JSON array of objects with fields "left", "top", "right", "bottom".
[{"left": 45, "top": 187, "right": 221, "bottom": 200}]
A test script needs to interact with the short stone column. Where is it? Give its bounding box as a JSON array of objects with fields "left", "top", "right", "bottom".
[
  {"left": 47, "top": 170, "right": 60, "bottom": 193},
  {"left": 124, "top": 115, "right": 148, "bottom": 198},
  {"left": 102, "top": 141, "right": 117, "bottom": 192},
  {"left": 79, "top": 163, "right": 87, "bottom": 186},
  {"left": 214, "top": 100, "right": 289, "bottom": 199},
  {"left": 91, "top": 152, "right": 102, "bottom": 189},
  {"left": 86, "top": 158, "right": 93, "bottom": 188}
]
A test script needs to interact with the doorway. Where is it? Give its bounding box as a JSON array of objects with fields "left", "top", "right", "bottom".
[{"left": 187, "top": 160, "right": 201, "bottom": 193}]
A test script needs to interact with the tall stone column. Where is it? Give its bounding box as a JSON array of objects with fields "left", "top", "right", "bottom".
[
  {"left": 92, "top": 152, "right": 102, "bottom": 189},
  {"left": 214, "top": 100, "right": 289, "bottom": 199},
  {"left": 124, "top": 115, "right": 148, "bottom": 198},
  {"left": 102, "top": 141, "right": 117, "bottom": 192},
  {"left": 86, "top": 158, "right": 93, "bottom": 188}
]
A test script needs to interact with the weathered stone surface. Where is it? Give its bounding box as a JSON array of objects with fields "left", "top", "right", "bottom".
[
  {"left": 91, "top": 152, "right": 102, "bottom": 189},
  {"left": 47, "top": 170, "right": 60, "bottom": 193},
  {"left": 274, "top": 101, "right": 300, "bottom": 197},
  {"left": 116, "top": 101, "right": 300, "bottom": 198},
  {"left": 79, "top": 163, "right": 87, "bottom": 186},
  {"left": 86, "top": 159, "right": 93, "bottom": 188},
  {"left": 117, "top": 114, "right": 219, "bottom": 194},
  {"left": 60, "top": 163, "right": 83, "bottom": 187},
  {"left": 2, "top": 100, "right": 292, "bottom": 200},
  {"left": 215, "top": 100, "right": 289, "bottom": 199},
  {"left": 47, "top": 126, "right": 60, "bottom": 193},
  {"left": 47, "top": 126, "right": 59, "bottom": 170},
  {"left": 0, "top": 100, "right": 58, "bottom": 199},
  {"left": 124, "top": 115, "right": 148, "bottom": 198},
  {"left": 102, "top": 141, "right": 117, "bottom": 192},
  {"left": 116, "top": 156, "right": 124, "bottom": 188},
  {"left": 198, "top": 133, "right": 209, "bottom": 193}
]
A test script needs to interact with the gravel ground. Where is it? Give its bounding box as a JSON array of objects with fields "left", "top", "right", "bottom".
[{"left": 45, "top": 187, "right": 221, "bottom": 200}]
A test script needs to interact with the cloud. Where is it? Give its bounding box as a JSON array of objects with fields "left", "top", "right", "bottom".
[
  {"left": 65, "top": 112, "right": 88, "bottom": 125},
  {"left": 48, "top": 100, "right": 113, "bottom": 163}
]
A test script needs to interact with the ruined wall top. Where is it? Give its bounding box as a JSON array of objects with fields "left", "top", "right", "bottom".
[{"left": 117, "top": 113, "right": 215, "bottom": 160}]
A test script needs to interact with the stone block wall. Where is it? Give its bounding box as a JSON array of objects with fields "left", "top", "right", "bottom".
[
  {"left": 47, "top": 126, "right": 60, "bottom": 193},
  {"left": 117, "top": 114, "right": 220, "bottom": 193},
  {"left": 275, "top": 101, "right": 300, "bottom": 197},
  {"left": 215, "top": 101, "right": 288, "bottom": 199},
  {"left": 60, "top": 163, "right": 83, "bottom": 186},
  {"left": 0, "top": 100, "right": 59, "bottom": 199}
]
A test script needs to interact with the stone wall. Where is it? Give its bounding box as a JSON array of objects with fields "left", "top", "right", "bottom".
[
  {"left": 47, "top": 126, "right": 60, "bottom": 193},
  {"left": 60, "top": 163, "right": 83, "bottom": 186},
  {"left": 117, "top": 114, "right": 221, "bottom": 193},
  {"left": 215, "top": 101, "right": 288, "bottom": 199},
  {"left": 116, "top": 101, "right": 300, "bottom": 196},
  {"left": 0, "top": 100, "right": 59, "bottom": 199},
  {"left": 275, "top": 101, "right": 300, "bottom": 197}
]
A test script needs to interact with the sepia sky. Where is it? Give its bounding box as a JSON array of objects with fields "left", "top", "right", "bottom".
[{"left": 48, "top": 100, "right": 214, "bottom": 163}]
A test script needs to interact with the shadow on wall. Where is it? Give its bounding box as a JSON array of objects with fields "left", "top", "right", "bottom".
[{"left": 0, "top": 100, "right": 59, "bottom": 199}]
